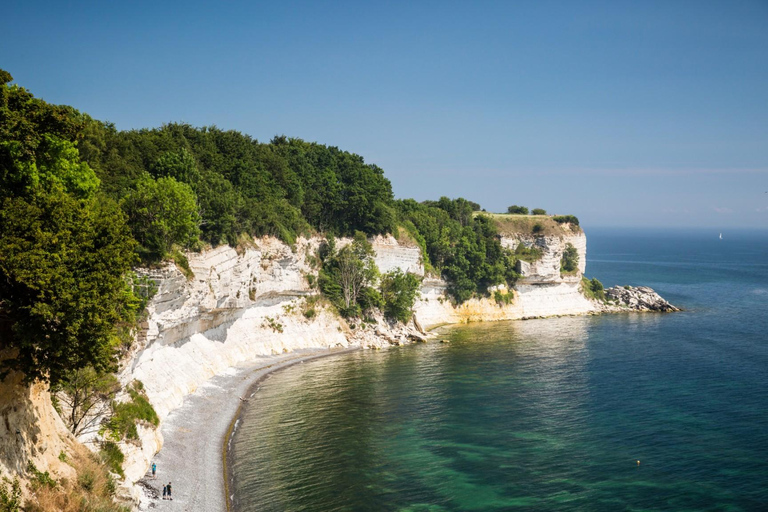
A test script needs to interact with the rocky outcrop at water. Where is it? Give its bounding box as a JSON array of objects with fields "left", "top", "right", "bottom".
[{"left": 604, "top": 286, "right": 681, "bottom": 312}]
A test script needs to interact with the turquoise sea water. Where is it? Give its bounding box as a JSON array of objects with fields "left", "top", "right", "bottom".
[{"left": 229, "top": 228, "right": 768, "bottom": 511}]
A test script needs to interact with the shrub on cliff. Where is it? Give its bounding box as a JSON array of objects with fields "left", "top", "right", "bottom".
[
  {"left": 581, "top": 276, "right": 606, "bottom": 301},
  {"left": 103, "top": 381, "right": 159, "bottom": 442},
  {"left": 507, "top": 205, "right": 529, "bottom": 214},
  {"left": 0, "top": 478, "right": 21, "bottom": 512},
  {"left": 553, "top": 214, "right": 579, "bottom": 226},
  {"left": 531, "top": 208, "right": 547, "bottom": 215},
  {"left": 561, "top": 243, "right": 579, "bottom": 274}
]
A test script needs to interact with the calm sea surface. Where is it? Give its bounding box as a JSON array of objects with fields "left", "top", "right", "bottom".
[{"left": 230, "top": 228, "right": 768, "bottom": 511}]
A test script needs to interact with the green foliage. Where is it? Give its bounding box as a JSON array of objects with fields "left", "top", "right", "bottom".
[
  {"left": 121, "top": 174, "right": 201, "bottom": 261},
  {"left": 553, "top": 214, "right": 579, "bottom": 226},
  {"left": 318, "top": 233, "right": 380, "bottom": 317},
  {"left": 0, "top": 478, "right": 21, "bottom": 512},
  {"left": 561, "top": 243, "right": 579, "bottom": 274},
  {"left": 79, "top": 124, "right": 396, "bottom": 249},
  {"left": 1, "top": 70, "right": 87, "bottom": 201},
  {"left": 514, "top": 243, "right": 543, "bottom": 262},
  {"left": 0, "top": 193, "right": 139, "bottom": 384},
  {"left": 493, "top": 289, "right": 514, "bottom": 305},
  {"left": 380, "top": 269, "right": 421, "bottom": 323},
  {"left": 27, "top": 462, "right": 57, "bottom": 489},
  {"left": 531, "top": 208, "right": 547, "bottom": 215},
  {"left": 507, "top": 205, "right": 529, "bottom": 214},
  {"left": 262, "top": 316, "right": 284, "bottom": 333},
  {"left": 103, "top": 381, "right": 159, "bottom": 442},
  {"left": 98, "top": 441, "right": 125, "bottom": 478},
  {"left": 397, "top": 198, "right": 518, "bottom": 303},
  {"left": 532, "top": 222, "right": 544, "bottom": 234},
  {"left": 150, "top": 148, "right": 200, "bottom": 185},
  {"left": 581, "top": 276, "right": 606, "bottom": 301},
  {"left": 171, "top": 250, "right": 194, "bottom": 280}
]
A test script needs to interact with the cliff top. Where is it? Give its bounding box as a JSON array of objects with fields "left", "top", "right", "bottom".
[{"left": 478, "top": 213, "right": 582, "bottom": 237}]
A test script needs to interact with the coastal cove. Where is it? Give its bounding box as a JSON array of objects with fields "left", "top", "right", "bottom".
[
  {"left": 123, "top": 225, "right": 688, "bottom": 509},
  {"left": 224, "top": 228, "right": 768, "bottom": 512}
]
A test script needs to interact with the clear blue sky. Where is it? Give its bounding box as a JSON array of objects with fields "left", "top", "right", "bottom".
[{"left": 2, "top": 0, "right": 767, "bottom": 229}]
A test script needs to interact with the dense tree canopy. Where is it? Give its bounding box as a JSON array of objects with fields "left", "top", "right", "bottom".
[
  {"left": 396, "top": 198, "right": 519, "bottom": 302},
  {"left": 0, "top": 70, "right": 139, "bottom": 384},
  {"left": 0, "top": 68, "right": 580, "bottom": 384}
]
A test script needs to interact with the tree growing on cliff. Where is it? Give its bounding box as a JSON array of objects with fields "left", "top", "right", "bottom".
[
  {"left": 121, "top": 174, "right": 201, "bottom": 261},
  {"left": 0, "top": 193, "right": 138, "bottom": 384},
  {"left": 380, "top": 269, "right": 421, "bottom": 323},
  {"left": 52, "top": 367, "right": 120, "bottom": 437},
  {"left": 318, "top": 233, "right": 380, "bottom": 317},
  {"left": 531, "top": 208, "right": 547, "bottom": 215},
  {"left": 507, "top": 205, "right": 529, "bottom": 214}
]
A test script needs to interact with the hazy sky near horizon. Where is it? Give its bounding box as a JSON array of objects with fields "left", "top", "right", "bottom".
[{"left": 2, "top": 0, "right": 767, "bottom": 229}]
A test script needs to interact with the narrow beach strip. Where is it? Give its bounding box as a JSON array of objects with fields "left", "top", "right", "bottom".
[{"left": 137, "top": 346, "right": 358, "bottom": 511}]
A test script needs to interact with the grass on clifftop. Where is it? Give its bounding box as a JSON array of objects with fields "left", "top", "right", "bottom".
[{"left": 477, "top": 213, "right": 581, "bottom": 237}]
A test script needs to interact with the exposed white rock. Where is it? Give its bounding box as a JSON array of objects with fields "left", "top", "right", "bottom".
[
  {"left": 370, "top": 234, "right": 424, "bottom": 276},
  {"left": 0, "top": 369, "right": 77, "bottom": 501},
  {"left": 501, "top": 232, "right": 586, "bottom": 284},
  {"left": 603, "top": 285, "right": 681, "bottom": 312}
]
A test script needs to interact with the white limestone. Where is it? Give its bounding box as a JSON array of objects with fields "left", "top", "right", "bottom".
[{"left": 109, "top": 227, "right": 599, "bottom": 503}]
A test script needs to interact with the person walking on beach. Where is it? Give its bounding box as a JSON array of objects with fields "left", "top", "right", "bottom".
[
  {"left": 162, "top": 484, "right": 167, "bottom": 500},
  {"left": 151, "top": 462, "right": 157, "bottom": 479},
  {"left": 167, "top": 482, "right": 173, "bottom": 500}
]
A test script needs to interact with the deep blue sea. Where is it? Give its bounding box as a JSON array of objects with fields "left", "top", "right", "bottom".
[{"left": 230, "top": 228, "right": 768, "bottom": 511}]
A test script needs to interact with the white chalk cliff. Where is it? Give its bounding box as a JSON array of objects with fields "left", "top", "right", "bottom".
[{"left": 2, "top": 220, "right": 675, "bottom": 507}]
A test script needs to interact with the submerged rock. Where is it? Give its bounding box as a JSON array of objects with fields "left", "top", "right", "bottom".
[{"left": 604, "top": 286, "right": 680, "bottom": 312}]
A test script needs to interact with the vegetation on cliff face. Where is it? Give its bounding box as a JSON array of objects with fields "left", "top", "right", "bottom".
[
  {"left": 396, "top": 198, "right": 521, "bottom": 303},
  {"left": 316, "top": 234, "right": 422, "bottom": 323},
  {"left": 18, "top": 447, "right": 128, "bottom": 512},
  {"left": 581, "top": 276, "right": 606, "bottom": 301},
  {"left": 561, "top": 243, "right": 579, "bottom": 274},
  {"left": 1, "top": 68, "right": 579, "bottom": 388}
]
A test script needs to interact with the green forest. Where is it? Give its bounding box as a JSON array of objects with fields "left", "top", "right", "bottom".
[{"left": 0, "top": 69, "right": 569, "bottom": 385}]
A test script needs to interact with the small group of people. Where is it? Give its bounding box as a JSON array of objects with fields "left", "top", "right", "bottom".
[
  {"left": 151, "top": 462, "right": 173, "bottom": 501},
  {"left": 162, "top": 481, "right": 173, "bottom": 500}
]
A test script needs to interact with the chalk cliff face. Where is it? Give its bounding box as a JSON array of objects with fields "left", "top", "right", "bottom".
[
  {"left": 502, "top": 232, "right": 587, "bottom": 283},
  {"left": 110, "top": 228, "right": 600, "bottom": 498},
  {"left": 413, "top": 230, "right": 595, "bottom": 327},
  {"left": 0, "top": 368, "right": 76, "bottom": 500}
]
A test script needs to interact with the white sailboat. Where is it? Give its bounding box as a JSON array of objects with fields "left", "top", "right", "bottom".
[{"left": 719, "top": 233, "right": 723, "bottom": 240}]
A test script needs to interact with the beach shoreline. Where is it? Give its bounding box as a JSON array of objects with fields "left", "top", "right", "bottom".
[{"left": 136, "top": 346, "right": 358, "bottom": 512}]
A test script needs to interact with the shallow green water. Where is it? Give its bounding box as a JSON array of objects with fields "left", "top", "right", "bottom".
[{"left": 229, "top": 229, "right": 768, "bottom": 511}]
